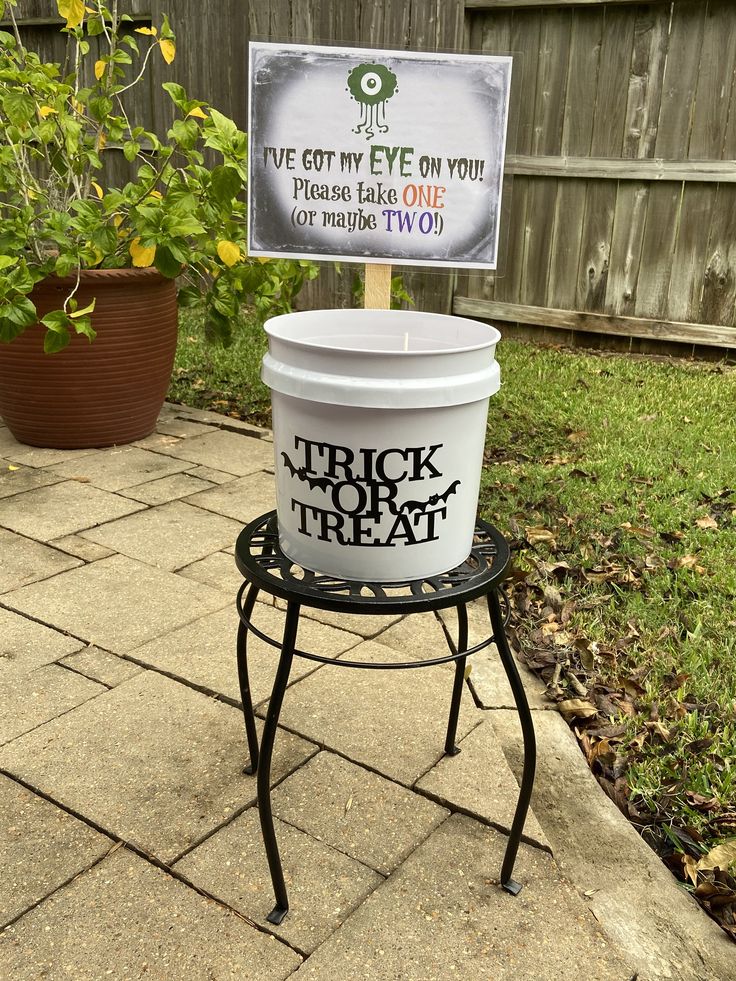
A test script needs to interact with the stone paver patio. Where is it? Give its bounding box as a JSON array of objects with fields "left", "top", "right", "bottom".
[{"left": 1, "top": 406, "right": 731, "bottom": 980}]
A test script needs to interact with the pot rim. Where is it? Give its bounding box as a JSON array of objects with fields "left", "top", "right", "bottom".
[{"left": 34, "top": 267, "right": 168, "bottom": 288}]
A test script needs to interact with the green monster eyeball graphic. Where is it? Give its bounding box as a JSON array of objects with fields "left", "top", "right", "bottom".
[{"left": 347, "top": 63, "right": 398, "bottom": 140}]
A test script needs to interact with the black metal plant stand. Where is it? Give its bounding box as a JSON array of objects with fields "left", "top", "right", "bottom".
[{"left": 234, "top": 510, "right": 536, "bottom": 925}]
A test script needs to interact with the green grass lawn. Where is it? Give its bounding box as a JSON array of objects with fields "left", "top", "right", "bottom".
[{"left": 170, "top": 312, "right": 736, "bottom": 908}]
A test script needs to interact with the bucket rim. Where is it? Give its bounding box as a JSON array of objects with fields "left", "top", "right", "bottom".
[{"left": 264, "top": 308, "right": 501, "bottom": 357}]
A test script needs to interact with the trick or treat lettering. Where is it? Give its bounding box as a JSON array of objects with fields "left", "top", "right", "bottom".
[{"left": 281, "top": 436, "right": 462, "bottom": 548}]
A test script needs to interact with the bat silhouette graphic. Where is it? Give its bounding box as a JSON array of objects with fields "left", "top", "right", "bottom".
[
  {"left": 399, "top": 479, "right": 461, "bottom": 514},
  {"left": 281, "top": 452, "right": 334, "bottom": 492},
  {"left": 281, "top": 451, "right": 299, "bottom": 478},
  {"left": 303, "top": 473, "right": 334, "bottom": 492}
]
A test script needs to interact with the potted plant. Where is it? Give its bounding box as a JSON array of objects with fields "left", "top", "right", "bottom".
[{"left": 0, "top": 0, "right": 317, "bottom": 448}]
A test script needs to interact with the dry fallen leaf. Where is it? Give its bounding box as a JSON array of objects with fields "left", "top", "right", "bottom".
[
  {"left": 695, "top": 515, "right": 718, "bottom": 531},
  {"left": 683, "top": 854, "right": 699, "bottom": 886},
  {"left": 557, "top": 698, "right": 598, "bottom": 722},
  {"left": 697, "top": 840, "right": 736, "bottom": 873},
  {"left": 525, "top": 526, "right": 556, "bottom": 546},
  {"left": 670, "top": 554, "right": 706, "bottom": 573}
]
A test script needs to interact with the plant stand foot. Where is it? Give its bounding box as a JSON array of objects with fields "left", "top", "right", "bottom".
[
  {"left": 502, "top": 878, "right": 522, "bottom": 896},
  {"left": 242, "top": 762, "right": 256, "bottom": 775},
  {"left": 267, "top": 904, "right": 289, "bottom": 925},
  {"left": 445, "top": 745, "right": 461, "bottom": 757}
]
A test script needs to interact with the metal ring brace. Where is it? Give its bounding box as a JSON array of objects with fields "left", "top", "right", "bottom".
[{"left": 236, "top": 580, "right": 499, "bottom": 669}]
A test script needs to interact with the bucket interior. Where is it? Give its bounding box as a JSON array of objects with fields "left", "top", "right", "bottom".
[{"left": 265, "top": 309, "right": 500, "bottom": 356}]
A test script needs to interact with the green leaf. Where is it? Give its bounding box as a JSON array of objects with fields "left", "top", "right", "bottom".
[
  {"left": 176, "top": 285, "right": 201, "bottom": 308},
  {"left": 72, "top": 315, "right": 96, "bottom": 341},
  {"left": 123, "top": 140, "right": 140, "bottom": 162},
  {"left": 0, "top": 316, "right": 26, "bottom": 343},
  {"left": 169, "top": 118, "right": 198, "bottom": 149},
  {"left": 0, "top": 256, "right": 19, "bottom": 271},
  {"left": 161, "top": 81, "right": 187, "bottom": 111},
  {"left": 43, "top": 327, "right": 71, "bottom": 353},
  {"left": 3, "top": 297, "right": 37, "bottom": 328},
  {"left": 207, "top": 108, "right": 238, "bottom": 142},
  {"left": 86, "top": 16, "right": 105, "bottom": 37},
  {"left": 55, "top": 253, "right": 79, "bottom": 277},
  {"left": 3, "top": 90, "right": 35, "bottom": 127},
  {"left": 154, "top": 246, "right": 182, "bottom": 279},
  {"left": 41, "top": 310, "right": 71, "bottom": 331},
  {"left": 210, "top": 165, "right": 242, "bottom": 205},
  {"left": 89, "top": 96, "right": 113, "bottom": 121}
]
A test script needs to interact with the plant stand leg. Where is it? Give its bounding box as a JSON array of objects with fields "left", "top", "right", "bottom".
[
  {"left": 257, "top": 600, "right": 299, "bottom": 925},
  {"left": 487, "top": 588, "right": 536, "bottom": 896},
  {"left": 236, "top": 583, "right": 261, "bottom": 775},
  {"left": 444, "top": 603, "right": 469, "bottom": 756}
]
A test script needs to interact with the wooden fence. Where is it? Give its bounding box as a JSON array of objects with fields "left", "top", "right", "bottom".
[
  {"left": 9, "top": 1, "right": 735, "bottom": 351},
  {"left": 457, "top": 0, "right": 736, "bottom": 353}
]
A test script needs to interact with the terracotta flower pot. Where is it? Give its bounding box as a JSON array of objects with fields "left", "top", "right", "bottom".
[{"left": 0, "top": 267, "right": 178, "bottom": 449}]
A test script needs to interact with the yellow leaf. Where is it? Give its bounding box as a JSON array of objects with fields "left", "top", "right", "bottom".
[
  {"left": 97, "top": 130, "right": 107, "bottom": 150},
  {"left": 134, "top": 25, "right": 157, "bottom": 36},
  {"left": 159, "top": 38, "right": 176, "bottom": 64},
  {"left": 112, "top": 214, "right": 123, "bottom": 228},
  {"left": 129, "top": 238, "right": 156, "bottom": 268},
  {"left": 8, "top": 465, "right": 20, "bottom": 472},
  {"left": 86, "top": 243, "right": 103, "bottom": 267},
  {"left": 70, "top": 96, "right": 83, "bottom": 114},
  {"left": 187, "top": 107, "right": 208, "bottom": 120},
  {"left": 94, "top": 59, "right": 106, "bottom": 80},
  {"left": 147, "top": 189, "right": 163, "bottom": 199},
  {"left": 217, "top": 240, "right": 242, "bottom": 267},
  {"left": 91, "top": 181, "right": 104, "bottom": 199},
  {"left": 57, "top": 0, "right": 85, "bottom": 29},
  {"left": 39, "top": 106, "right": 57, "bottom": 119}
]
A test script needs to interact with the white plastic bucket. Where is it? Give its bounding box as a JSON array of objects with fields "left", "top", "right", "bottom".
[{"left": 262, "top": 309, "right": 501, "bottom": 582}]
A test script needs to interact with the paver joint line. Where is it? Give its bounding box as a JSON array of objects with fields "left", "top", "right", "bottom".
[{"left": 1, "top": 767, "right": 308, "bottom": 960}]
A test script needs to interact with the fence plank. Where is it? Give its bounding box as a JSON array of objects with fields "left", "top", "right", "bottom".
[
  {"left": 623, "top": 4, "right": 669, "bottom": 158},
  {"left": 700, "top": 185, "right": 736, "bottom": 326},
  {"left": 577, "top": 180, "right": 616, "bottom": 312},
  {"left": 452, "top": 296, "right": 736, "bottom": 348},
  {"left": 634, "top": 183, "right": 683, "bottom": 319},
  {"left": 590, "top": 6, "right": 635, "bottom": 157},
  {"left": 532, "top": 8, "right": 571, "bottom": 156},
  {"left": 689, "top": 0, "right": 736, "bottom": 160},
  {"left": 667, "top": 185, "right": 716, "bottom": 322},
  {"left": 605, "top": 181, "right": 649, "bottom": 316},
  {"left": 654, "top": 0, "right": 706, "bottom": 158},
  {"left": 520, "top": 9, "right": 569, "bottom": 307},
  {"left": 572, "top": 5, "right": 636, "bottom": 315},
  {"left": 461, "top": 9, "right": 513, "bottom": 304},
  {"left": 547, "top": 11, "right": 602, "bottom": 313}
]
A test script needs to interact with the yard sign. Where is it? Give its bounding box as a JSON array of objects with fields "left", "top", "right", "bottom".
[{"left": 247, "top": 43, "right": 513, "bottom": 272}]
